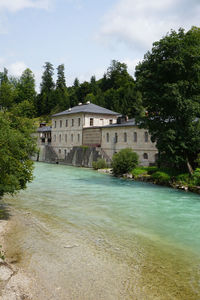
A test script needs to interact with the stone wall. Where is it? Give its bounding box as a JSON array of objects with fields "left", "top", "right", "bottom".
[{"left": 64, "top": 146, "right": 102, "bottom": 167}]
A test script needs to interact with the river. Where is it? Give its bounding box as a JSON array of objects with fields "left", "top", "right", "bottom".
[{"left": 2, "top": 162, "right": 200, "bottom": 299}]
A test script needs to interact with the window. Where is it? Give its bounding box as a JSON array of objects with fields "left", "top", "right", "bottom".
[
  {"left": 65, "top": 134, "right": 67, "bottom": 143},
  {"left": 143, "top": 153, "right": 148, "bottom": 159},
  {"left": 145, "top": 131, "right": 148, "bottom": 142},
  {"left": 59, "top": 134, "right": 61, "bottom": 142},
  {"left": 90, "top": 118, "right": 94, "bottom": 126},
  {"left": 114, "top": 133, "right": 118, "bottom": 143},
  {"left": 78, "top": 118, "right": 81, "bottom": 126},
  {"left": 54, "top": 135, "right": 56, "bottom": 142},
  {"left": 124, "top": 132, "right": 127, "bottom": 142},
  {"left": 78, "top": 133, "right": 80, "bottom": 142},
  {"left": 134, "top": 132, "right": 137, "bottom": 142},
  {"left": 71, "top": 134, "right": 73, "bottom": 142},
  {"left": 64, "top": 149, "right": 67, "bottom": 158},
  {"left": 59, "top": 149, "right": 61, "bottom": 154},
  {"left": 72, "top": 119, "right": 74, "bottom": 127},
  {"left": 60, "top": 120, "right": 62, "bottom": 128},
  {"left": 109, "top": 119, "right": 113, "bottom": 125},
  {"left": 54, "top": 121, "right": 56, "bottom": 128},
  {"left": 106, "top": 133, "right": 109, "bottom": 143},
  {"left": 66, "top": 119, "right": 68, "bottom": 127}
]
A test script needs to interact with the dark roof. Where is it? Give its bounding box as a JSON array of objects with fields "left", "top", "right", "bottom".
[
  {"left": 101, "top": 118, "right": 137, "bottom": 128},
  {"left": 52, "top": 103, "right": 120, "bottom": 117},
  {"left": 37, "top": 126, "right": 52, "bottom": 132}
]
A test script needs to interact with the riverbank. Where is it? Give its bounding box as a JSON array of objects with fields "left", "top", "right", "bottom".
[
  {"left": 1, "top": 163, "right": 200, "bottom": 299},
  {"left": 98, "top": 167, "right": 200, "bottom": 194},
  {"left": 0, "top": 218, "right": 34, "bottom": 300}
]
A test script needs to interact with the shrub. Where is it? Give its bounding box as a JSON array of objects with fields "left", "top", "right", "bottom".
[
  {"left": 191, "top": 168, "right": 200, "bottom": 185},
  {"left": 146, "top": 166, "right": 158, "bottom": 174},
  {"left": 152, "top": 171, "right": 171, "bottom": 184},
  {"left": 92, "top": 158, "right": 108, "bottom": 170},
  {"left": 176, "top": 173, "right": 190, "bottom": 184},
  {"left": 131, "top": 167, "right": 147, "bottom": 178},
  {"left": 112, "top": 148, "right": 139, "bottom": 176}
]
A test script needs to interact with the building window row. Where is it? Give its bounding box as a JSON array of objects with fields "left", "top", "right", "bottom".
[
  {"left": 53, "top": 133, "right": 81, "bottom": 143},
  {"left": 55, "top": 118, "right": 81, "bottom": 128},
  {"left": 106, "top": 131, "right": 149, "bottom": 143}
]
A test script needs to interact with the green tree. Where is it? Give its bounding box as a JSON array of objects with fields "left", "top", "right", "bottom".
[
  {"left": 112, "top": 148, "right": 139, "bottom": 176},
  {"left": 0, "top": 81, "right": 16, "bottom": 110},
  {"left": 106, "top": 60, "right": 134, "bottom": 90},
  {"left": 38, "top": 62, "right": 55, "bottom": 115},
  {"left": 48, "top": 64, "right": 70, "bottom": 112},
  {"left": 0, "top": 112, "right": 36, "bottom": 196},
  {"left": 56, "top": 64, "right": 66, "bottom": 90},
  {"left": 15, "top": 69, "right": 36, "bottom": 113},
  {"left": 135, "top": 27, "right": 200, "bottom": 172},
  {"left": 0, "top": 68, "right": 8, "bottom": 84}
]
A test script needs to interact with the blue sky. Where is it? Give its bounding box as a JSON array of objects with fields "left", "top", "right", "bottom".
[{"left": 0, "top": 0, "right": 199, "bottom": 89}]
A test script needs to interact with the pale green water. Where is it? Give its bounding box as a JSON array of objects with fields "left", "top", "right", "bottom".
[{"left": 3, "top": 162, "right": 200, "bottom": 299}]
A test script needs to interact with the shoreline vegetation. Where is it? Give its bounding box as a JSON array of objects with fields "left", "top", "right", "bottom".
[
  {"left": 97, "top": 166, "right": 200, "bottom": 194},
  {"left": 93, "top": 151, "right": 200, "bottom": 195}
]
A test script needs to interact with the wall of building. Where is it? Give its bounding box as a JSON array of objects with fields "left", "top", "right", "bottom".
[
  {"left": 84, "top": 114, "right": 117, "bottom": 127},
  {"left": 51, "top": 112, "right": 118, "bottom": 159},
  {"left": 51, "top": 113, "right": 84, "bottom": 159},
  {"left": 82, "top": 128, "right": 102, "bottom": 146},
  {"left": 101, "top": 126, "right": 158, "bottom": 166}
]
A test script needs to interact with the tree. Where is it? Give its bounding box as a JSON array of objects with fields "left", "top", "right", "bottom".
[
  {"left": 106, "top": 60, "right": 134, "bottom": 90},
  {"left": 54, "top": 64, "right": 70, "bottom": 111},
  {"left": 38, "top": 62, "right": 55, "bottom": 115},
  {"left": 56, "top": 64, "right": 66, "bottom": 90},
  {"left": 17, "top": 68, "right": 36, "bottom": 103},
  {"left": 135, "top": 27, "right": 200, "bottom": 172},
  {"left": 112, "top": 148, "right": 139, "bottom": 176},
  {"left": 40, "top": 62, "right": 55, "bottom": 93},
  {"left": 0, "top": 111, "right": 36, "bottom": 196},
  {"left": 0, "top": 81, "right": 16, "bottom": 110}
]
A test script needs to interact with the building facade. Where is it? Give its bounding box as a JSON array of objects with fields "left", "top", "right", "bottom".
[{"left": 37, "top": 102, "right": 158, "bottom": 166}]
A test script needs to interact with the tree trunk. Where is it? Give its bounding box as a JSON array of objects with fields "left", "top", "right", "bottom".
[{"left": 186, "top": 158, "right": 193, "bottom": 175}]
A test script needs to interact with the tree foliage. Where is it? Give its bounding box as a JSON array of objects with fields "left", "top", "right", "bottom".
[
  {"left": 0, "top": 112, "right": 36, "bottom": 196},
  {"left": 112, "top": 148, "right": 139, "bottom": 176},
  {"left": 135, "top": 27, "right": 200, "bottom": 171}
]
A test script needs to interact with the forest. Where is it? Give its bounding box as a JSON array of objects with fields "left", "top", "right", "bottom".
[{"left": 0, "top": 59, "right": 144, "bottom": 119}]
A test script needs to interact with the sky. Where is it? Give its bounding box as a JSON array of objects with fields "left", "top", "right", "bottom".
[{"left": 0, "top": 0, "right": 200, "bottom": 89}]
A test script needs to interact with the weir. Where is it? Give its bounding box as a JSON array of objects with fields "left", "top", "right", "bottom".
[{"left": 35, "top": 145, "right": 111, "bottom": 167}]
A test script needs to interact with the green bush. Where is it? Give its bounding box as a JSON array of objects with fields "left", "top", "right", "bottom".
[
  {"left": 92, "top": 158, "right": 108, "bottom": 170},
  {"left": 176, "top": 173, "right": 190, "bottom": 184},
  {"left": 191, "top": 168, "right": 200, "bottom": 185},
  {"left": 152, "top": 171, "right": 171, "bottom": 184},
  {"left": 112, "top": 148, "right": 139, "bottom": 176},
  {"left": 131, "top": 167, "right": 147, "bottom": 178},
  {"left": 146, "top": 166, "right": 158, "bottom": 174}
]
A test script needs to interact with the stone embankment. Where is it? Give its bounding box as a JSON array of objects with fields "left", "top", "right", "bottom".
[{"left": 0, "top": 220, "right": 33, "bottom": 300}]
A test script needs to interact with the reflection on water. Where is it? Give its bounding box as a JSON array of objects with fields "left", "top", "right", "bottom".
[{"left": 3, "top": 162, "right": 200, "bottom": 299}]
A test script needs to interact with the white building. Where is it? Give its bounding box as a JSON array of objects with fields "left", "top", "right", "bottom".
[{"left": 38, "top": 102, "right": 158, "bottom": 166}]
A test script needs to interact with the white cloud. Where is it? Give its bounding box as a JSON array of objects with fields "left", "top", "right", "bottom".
[
  {"left": 8, "top": 61, "right": 27, "bottom": 77},
  {"left": 0, "top": 0, "right": 51, "bottom": 12},
  {"left": 98, "top": 0, "right": 200, "bottom": 51},
  {"left": 123, "top": 57, "right": 140, "bottom": 77}
]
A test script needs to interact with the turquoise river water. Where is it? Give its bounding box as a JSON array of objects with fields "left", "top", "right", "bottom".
[{"left": 3, "top": 162, "right": 200, "bottom": 299}]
